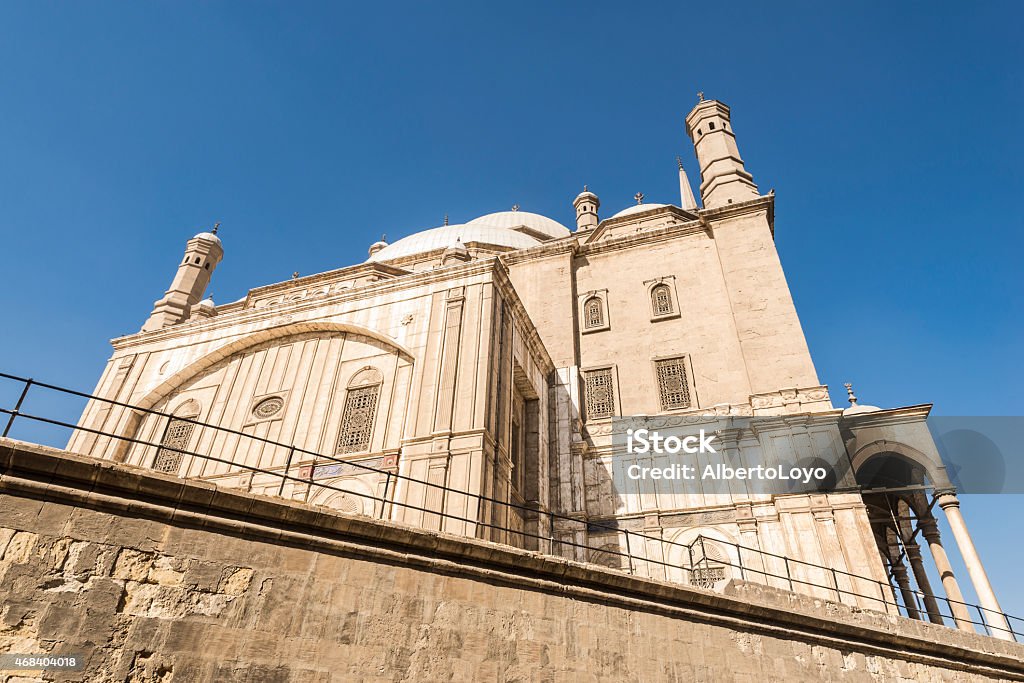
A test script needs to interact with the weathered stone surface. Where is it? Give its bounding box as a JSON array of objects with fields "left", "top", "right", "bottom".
[{"left": 0, "top": 441, "right": 1022, "bottom": 682}]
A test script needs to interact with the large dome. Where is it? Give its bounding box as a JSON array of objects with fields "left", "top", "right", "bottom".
[
  {"left": 610, "top": 203, "right": 669, "bottom": 219},
  {"left": 467, "top": 211, "right": 571, "bottom": 240},
  {"left": 366, "top": 223, "right": 542, "bottom": 262}
]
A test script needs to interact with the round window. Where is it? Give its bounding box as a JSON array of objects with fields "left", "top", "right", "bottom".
[{"left": 252, "top": 396, "right": 284, "bottom": 419}]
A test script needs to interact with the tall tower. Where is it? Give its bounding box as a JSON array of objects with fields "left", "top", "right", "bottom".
[
  {"left": 685, "top": 95, "right": 759, "bottom": 208},
  {"left": 141, "top": 227, "right": 224, "bottom": 332},
  {"left": 573, "top": 187, "right": 600, "bottom": 231}
]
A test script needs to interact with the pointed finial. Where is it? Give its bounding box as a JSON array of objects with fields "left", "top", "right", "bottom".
[
  {"left": 511, "top": 203, "right": 520, "bottom": 212},
  {"left": 697, "top": 91, "right": 705, "bottom": 102},
  {"left": 444, "top": 214, "right": 449, "bottom": 226},
  {"left": 844, "top": 382, "right": 858, "bottom": 406},
  {"left": 212, "top": 222, "right": 220, "bottom": 235},
  {"left": 634, "top": 192, "right": 644, "bottom": 205},
  {"left": 583, "top": 184, "right": 588, "bottom": 192},
  {"left": 381, "top": 233, "right": 387, "bottom": 242},
  {"left": 676, "top": 156, "right": 684, "bottom": 171},
  {"left": 292, "top": 271, "right": 299, "bottom": 280}
]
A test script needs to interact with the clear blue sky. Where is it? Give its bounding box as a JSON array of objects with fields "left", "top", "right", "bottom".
[{"left": 1, "top": 2, "right": 1021, "bottom": 623}]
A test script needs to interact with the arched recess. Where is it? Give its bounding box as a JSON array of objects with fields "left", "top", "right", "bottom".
[
  {"left": 850, "top": 439, "right": 953, "bottom": 490},
  {"left": 308, "top": 477, "right": 376, "bottom": 516},
  {"left": 664, "top": 527, "right": 740, "bottom": 590},
  {"left": 140, "top": 321, "right": 412, "bottom": 413},
  {"left": 112, "top": 321, "right": 415, "bottom": 463}
]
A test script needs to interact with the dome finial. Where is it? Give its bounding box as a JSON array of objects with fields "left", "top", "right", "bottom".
[
  {"left": 634, "top": 192, "right": 644, "bottom": 205},
  {"left": 697, "top": 91, "right": 705, "bottom": 102},
  {"left": 444, "top": 213, "right": 449, "bottom": 226},
  {"left": 212, "top": 221, "right": 220, "bottom": 235},
  {"left": 676, "top": 156, "right": 684, "bottom": 170},
  {"left": 511, "top": 203, "right": 519, "bottom": 212},
  {"left": 844, "top": 382, "right": 858, "bottom": 406},
  {"left": 292, "top": 271, "right": 299, "bottom": 280}
]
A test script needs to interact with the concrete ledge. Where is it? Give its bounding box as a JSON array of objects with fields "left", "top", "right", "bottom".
[{"left": 2, "top": 437, "right": 1023, "bottom": 680}]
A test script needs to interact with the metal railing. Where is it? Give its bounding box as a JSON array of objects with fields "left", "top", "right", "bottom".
[{"left": 0, "top": 370, "right": 1019, "bottom": 643}]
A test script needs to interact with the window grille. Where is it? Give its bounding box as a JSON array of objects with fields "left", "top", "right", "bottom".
[
  {"left": 655, "top": 357, "right": 691, "bottom": 410},
  {"left": 585, "top": 368, "right": 615, "bottom": 419},
  {"left": 336, "top": 385, "right": 379, "bottom": 454},
  {"left": 583, "top": 296, "right": 604, "bottom": 329},
  {"left": 154, "top": 418, "right": 194, "bottom": 474},
  {"left": 689, "top": 566, "right": 726, "bottom": 589},
  {"left": 651, "top": 284, "right": 674, "bottom": 316}
]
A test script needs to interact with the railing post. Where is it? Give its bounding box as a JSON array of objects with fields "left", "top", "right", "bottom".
[
  {"left": 943, "top": 595, "right": 955, "bottom": 625},
  {"left": 624, "top": 530, "right": 634, "bottom": 575},
  {"left": 976, "top": 604, "right": 992, "bottom": 637},
  {"left": 735, "top": 542, "right": 746, "bottom": 581},
  {"left": 3, "top": 378, "right": 33, "bottom": 438},
  {"left": 687, "top": 540, "right": 695, "bottom": 586},
  {"left": 277, "top": 446, "right": 296, "bottom": 497},
  {"left": 831, "top": 568, "right": 841, "bottom": 603},
  {"left": 784, "top": 557, "right": 794, "bottom": 592}
]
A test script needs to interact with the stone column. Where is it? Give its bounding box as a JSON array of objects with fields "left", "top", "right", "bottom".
[
  {"left": 918, "top": 516, "right": 973, "bottom": 631},
  {"left": 890, "top": 561, "right": 921, "bottom": 621},
  {"left": 903, "top": 540, "right": 943, "bottom": 625},
  {"left": 936, "top": 491, "right": 1013, "bottom": 640}
]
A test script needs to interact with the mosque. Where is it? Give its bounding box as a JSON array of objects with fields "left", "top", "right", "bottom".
[{"left": 68, "top": 96, "right": 1012, "bottom": 639}]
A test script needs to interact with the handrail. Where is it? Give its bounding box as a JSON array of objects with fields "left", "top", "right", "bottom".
[{"left": 0, "top": 370, "right": 1019, "bottom": 642}]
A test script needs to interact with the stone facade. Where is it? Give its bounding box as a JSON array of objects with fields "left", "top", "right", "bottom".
[
  {"left": 2, "top": 440, "right": 1022, "bottom": 682},
  {"left": 62, "top": 97, "right": 1013, "bottom": 641}
]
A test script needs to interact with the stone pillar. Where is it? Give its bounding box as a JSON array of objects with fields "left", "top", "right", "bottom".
[
  {"left": 918, "top": 516, "right": 973, "bottom": 631},
  {"left": 903, "top": 541, "right": 943, "bottom": 625},
  {"left": 891, "top": 562, "right": 921, "bottom": 621},
  {"left": 936, "top": 491, "right": 1013, "bottom": 640}
]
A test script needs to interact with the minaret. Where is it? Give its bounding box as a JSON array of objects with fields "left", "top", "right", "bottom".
[
  {"left": 677, "top": 156, "right": 698, "bottom": 210},
  {"left": 684, "top": 93, "right": 759, "bottom": 209},
  {"left": 141, "top": 226, "right": 224, "bottom": 332},
  {"left": 573, "top": 186, "right": 600, "bottom": 231}
]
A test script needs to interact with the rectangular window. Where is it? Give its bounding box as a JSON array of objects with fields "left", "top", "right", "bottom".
[
  {"left": 154, "top": 418, "right": 194, "bottom": 474},
  {"left": 655, "top": 357, "right": 691, "bottom": 410},
  {"left": 336, "top": 385, "right": 379, "bottom": 454},
  {"left": 585, "top": 368, "right": 615, "bottom": 419}
]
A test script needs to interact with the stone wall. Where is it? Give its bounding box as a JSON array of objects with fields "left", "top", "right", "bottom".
[{"left": 2, "top": 438, "right": 1022, "bottom": 682}]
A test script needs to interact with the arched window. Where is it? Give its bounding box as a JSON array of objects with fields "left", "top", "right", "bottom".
[
  {"left": 583, "top": 296, "right": 604, "bottom": 330},
  {"left": 651, "top": 283, "right": 674, "bottom": 316},
  {"left": 336, "top": 368, "right": 383, "bottom": 454},
  {"left": 153, "top": 399, "right": 201, "bottom": 474}
]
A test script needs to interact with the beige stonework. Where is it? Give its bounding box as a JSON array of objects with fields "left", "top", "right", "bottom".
[
  {"left": 64, "top": 97, "right": 1012, "bottom": 645},
  {"left": 2, "top": 440, "right": 1022, "bottom": 682}
]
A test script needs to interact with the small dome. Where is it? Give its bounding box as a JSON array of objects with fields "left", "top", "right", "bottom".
[
  {"left": 467, "top": 211, "right": 571, "bottom": 240},
  {"left": 610, "top": 203, "right": 669, "bottom": 219},
  {"left": 843, "top": 403, "right": 881, "bottom": 416},
  {"left": 368, "top": 238, "right": 388, "bottom": 256},
  {"left": 196, "top": 296, "right": 216, "bottom": 310},
  {"left": 193, "top": 231, "right": 221, "bottom": 244},
  {"left": 841, "top": 383, "right": 881, "bottom": 416}
]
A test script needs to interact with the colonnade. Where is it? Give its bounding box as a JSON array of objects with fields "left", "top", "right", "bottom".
[{"left": 885, "top": 489, "right": 1012, "bottom": 641}]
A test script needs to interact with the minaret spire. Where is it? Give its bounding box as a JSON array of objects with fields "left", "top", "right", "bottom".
[
  {"left": 141, "top": 228, "right": 224, "bottom": 332},
  {"left": 677, "top": 156, "right": 698, "bottom": 210}
]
